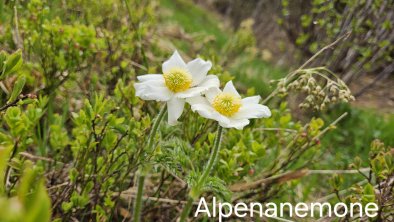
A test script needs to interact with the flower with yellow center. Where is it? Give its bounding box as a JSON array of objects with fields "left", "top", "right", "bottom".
[
  {"left": 212, "top": 93, "right": 241, "bottom": 117},
  {"left": 163, "top": 68, "right": 193, "bottom": 93},
  {"left": 187, "top": 81, "right": 271, "bottom": 130},
  {"left": 134, "top": 50, "right": 220, "bottom": 125}
]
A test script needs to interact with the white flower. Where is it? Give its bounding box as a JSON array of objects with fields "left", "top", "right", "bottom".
[
  {"left": 187, "top": 81, "right": 271, "bottom": 129},
  {"left": 134, "top": 50, "right": 219, "bottom": 125}
]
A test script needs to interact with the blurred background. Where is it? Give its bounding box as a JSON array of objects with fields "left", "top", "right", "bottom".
[
  {"left": 198, "top": 0, "right": 394, "bottom": 111},
  {"left": 0, "top": 0, "right": 393, "bottom": 221}
]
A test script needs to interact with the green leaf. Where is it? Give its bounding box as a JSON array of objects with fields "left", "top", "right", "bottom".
[
  {"left": 0, "top": 51, "right": 6, "bottom": 71},
  {"left": 14, "top": 163, "right": 52, "bottom": 222},
  {"left": 24, "top": 181, "right": 52, "bottom": 222},
  {"left": 1, "top": 50, "right": 23, "bottom": 80},
  {"left": 353, "top": 156, "right": 362, "bottom": 169},
  {"left": 201, "top": 176, "right": 232, "bottom": 201},
  {"left": 0, "top": 146, "right": 12, "bottom": 194},
  {"left": 301, "top": 14, "right": 312, "bottom": 27},
  {"left": 363, "top": 183, "right": 374, "bottom": 196},
  {"left": 7, "top": 76, "right": 26, "bottom": 104},
  {"left": 69, "top": 168, "right": 78, "bottom": 183},
  {"left": 61, "top": 202, "right": 73, "bottom": 213},
  {"left": 362, "top": 183, "right": 376, "bottom": 204},
  {"left": 329, "top": 174, "right": 343, "bottom": 190},
  {"left": 83, "top": 181, "right": 94, "bottom": 195}
]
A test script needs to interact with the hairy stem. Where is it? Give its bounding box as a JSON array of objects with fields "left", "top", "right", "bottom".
[
  {"left": 179, "top": 197, "right": 194, "bottom": 222},
  {"left": 133, "top": 104, "right": 167, "bottom": 222},
  {"left": 198, "top": 125, "right": 223, "bottom": 186},
  {"left": 179, "top": 125, "right": 224, "bottom": 221},
  {"left": 133, "top": 175, "right": 145, "bottom": 222}
]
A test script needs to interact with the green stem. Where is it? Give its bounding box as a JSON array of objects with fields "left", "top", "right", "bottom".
[
  {"left": 133, "top": 104, "right": 167, "bottom": 222},
  {"left": 179, "top": 197, "right": 194, "bottom": 222},
  {"left": 199, "top": 126, "right": 223, "bottom": 185},
  {"left": 146, "top": 105, "right": 167, "bottom": 153},
  {"left": 180, "top": 125, "right": 224, "bottom": 221},
  {"left": 133, "top": 175, "right": 145, "bottom": 222}
]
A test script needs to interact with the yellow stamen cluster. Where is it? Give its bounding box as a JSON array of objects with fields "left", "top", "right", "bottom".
[
  {"left": 163, "top": 68, "right": 193, "bottom": 93},
  {"left": 212, "top": 93, "right": 242, "bottom": 117}
]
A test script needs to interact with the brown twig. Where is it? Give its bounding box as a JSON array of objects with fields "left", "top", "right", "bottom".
[
  {"left": 0, "top": 95, "right": 30, "bottom": 112},
  {"left": 119, "top": 192, "right": 193, "bottom": 205},
  {"left": 229, "top": 169, "right": 309, "bottom": 192},
  {"left": 19, "top": 152, "right": 55, "bottom": 163}
]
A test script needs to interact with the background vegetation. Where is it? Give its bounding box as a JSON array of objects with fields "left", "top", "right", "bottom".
[{"left": 0, "top": 0, "right": 392, "bottom": 221}]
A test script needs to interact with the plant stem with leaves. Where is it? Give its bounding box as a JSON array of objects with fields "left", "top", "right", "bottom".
[
  {"left": 179, "top": 125, "right": 224, "bottom": 221},
  {"left": 133, "top": 104, "right": 167, "bottom": 222}
]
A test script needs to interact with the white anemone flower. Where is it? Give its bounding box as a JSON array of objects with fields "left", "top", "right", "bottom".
[
  {"left": 187, "top": 81, "right": 271, "bottom": 129},
  {"left": 134, "top": 50, "right": 219, "bottom": 125}
]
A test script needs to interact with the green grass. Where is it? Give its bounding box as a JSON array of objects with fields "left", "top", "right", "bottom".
[
  {"left": 229, "top": 56, "right": 287, "bottom": 95},
  {"left": 321, "top": 104, "right": 394, "bottom": 168},
  {"left": 160, "top": 0, "right": 228, "bottom": 49}
]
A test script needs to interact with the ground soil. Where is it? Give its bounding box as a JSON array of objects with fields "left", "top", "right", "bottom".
[{"left": 350, "top": 75, "right": 394, "bottom": 114}]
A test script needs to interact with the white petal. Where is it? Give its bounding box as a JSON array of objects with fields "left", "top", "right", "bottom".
[
  {"left": 242, "top": 95, "right": 261, "bottom": 105},
  {"left": 175, "top": 87, "right": 206, "bottom": 98},
  {"left": 186, "top": 96, "right": 210, "bottom": 106},
  {"left": 205, "top": 87, "right": 221, "bottom": 103},
  {"left": 134, "top": 80, "right": 173, "bottom": 101},
  {"left": 198, "top": 75, "right": 220, "bottom": 89},
  {"left": 137, "top": 74, "right": 163, "bottom": 82},
  {"left": 162, "top": 50, "right": 187, "bottom": 73},
  {"left": 223, "top": 81, "right": 240, "bottom": 97},
  {"left": 191, "top": 103, "right": 229, "bottom": 124},
  {"left": 175, "top": 75, "right": 220, "bottom": 98},
  {"left": 233, "top": 104, "right": 271, "bottom": 119},
  {"left": 219, "top": 118, "right": 250, "bottom": 130},
  {"left": 187, "top": 58, "right": 212, "bottom": 86},
  {"left": 167, "top": 97, "right": 185, "bottom": 126}
]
